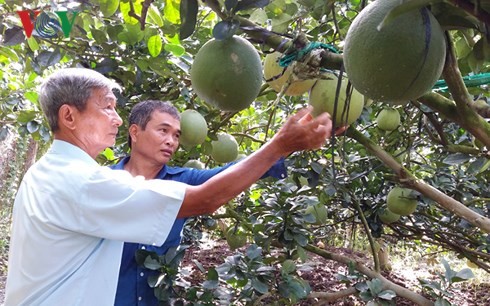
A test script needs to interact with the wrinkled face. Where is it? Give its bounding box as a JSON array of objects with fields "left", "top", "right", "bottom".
[
  {"left": 130, "top": 111, "right": 181, "bottom": 165},
  {"left": 73, "top": 87, "right": 123, "bottom": 156}
]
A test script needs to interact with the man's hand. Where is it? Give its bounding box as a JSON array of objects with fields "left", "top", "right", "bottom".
[{"left": 273, "top": 106, "right": 333, "bottom": 156}]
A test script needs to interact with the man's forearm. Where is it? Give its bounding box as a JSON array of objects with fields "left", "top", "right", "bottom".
[{"left": 178, "top": 140, "right": 284, "bottom": 217}]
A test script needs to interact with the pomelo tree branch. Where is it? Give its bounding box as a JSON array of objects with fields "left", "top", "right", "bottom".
[
  {"left": 446, "top": 0, "right": 490, "bottom": 26},
  {"left": 439, "top": 32, "right": 490, "bottom": 148},
  {"left": 470, "top": 98, "right": 490, "bottom": 118},
  {"left": 303, "top": 244, "right": 434, "bottom": 306},
  {"left": 308, "top": 287, "right": 358, "bottom": 303},
  {"left": 346, "top": 126, "right": 490, "bottom": 233}
]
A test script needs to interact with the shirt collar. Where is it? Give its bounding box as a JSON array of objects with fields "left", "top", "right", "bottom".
[
  {"left": 113, "top": 156, "right": 187, "bottom": 178},
  {"left": 50, "top": 139, "right": 99, "bottom": 166}
]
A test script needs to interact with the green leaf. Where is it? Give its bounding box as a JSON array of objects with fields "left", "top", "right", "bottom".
[
  {"left": 355, "top": 281, "right": 369, "bottom": 292},
  {"left": 135, "top": 249, "right": 156, "bottom": 266},
  {"left": 235, "top": 0, "right": 270, "bottom": 12},
  {"left": 100, "top": 148, "right": 115, "bottom": 160},
  {"left": 202, "top": 279, "right": 219, "bottom": 289},
  {"left": 3, "top": 27, "right": 25, "bottom": 46},
  {"left": 212, "top": 20, "right": 240, "bottom": 40},
  {"left": 91, "top": 28, "right": 108, "bottom": 44},
  {"left": 118, "top": 24, "right": 145, "bottom": 45},
  {"left": 452, "top": 268, "right": 474, "bottom": 283},
  {"left": 281, "top": 259, "right": 296, "bottom": 274},
  {"left": 207, "top": 267, "right": 219, "bottom": 280},
  {"left": 225, "top": 0, "right": 238, "bottom": 11},
  {"left": 164, "top": 0, "right": 181, "bottom": 24},
  {"left": 144, "top": 255, "right": 163, "bottom": 270},
  {"left": 246, "top": 244, "right": 262, "bottom": 260},
  {"left": 25, "top": 91, "right": 38, "bottom": 103},
  {"left": 252, "top": 277, "right": 269, "bottom": 293},
  {"left": 164, "top": 43, "right": 185, "bottom": 56},
  {"left": 147, "top": 34, "right": 163, "bottom": 57},
  {"left": 442, "top": 153, "right": 471, "bottom": 165},
  {"left": 136, "top": 58, "right": 150, "bottom": 70},
  {"left": 17, "top": 110, "right": 37, "bottom": 123},
  {"left": 179, "top": 0, "right": 198, "bottom": 39},
  {"left": 148, "top": 4, "right": 164, "bottom": 27},
  {"left": 37, "top": 50, "right": 62, "bottom": 67},
  {"left": 98, "top": 0, "right": 120, "bottom": 17},
  {"left": 367, "top": 278, "right": 383, "bottom": 295},
  {"left": 271, "top": 13, "right": 292, "bottom": 33},
  {"left": 26, "top": 121, "right": 39, "bottom": 133},
  {"left": 359, "top": 291, "right": 374, "bottom": 301},
  {"left": 27, "top": 37, "right": 39, "bottom": 51},
  {"left": 0, "top": 47, "right": 19, "bottom": 63},
  {"left": 378, "top": 289, "right": 396, "bottom": 300}
]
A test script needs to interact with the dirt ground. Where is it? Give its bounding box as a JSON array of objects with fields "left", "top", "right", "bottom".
[{"left": 180, "top": 239, "right": 490, "bottom": 306}]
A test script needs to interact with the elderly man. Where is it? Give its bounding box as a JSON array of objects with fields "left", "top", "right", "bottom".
[{"left": 5, "top": 68, "right": 332, "bottom": 305}]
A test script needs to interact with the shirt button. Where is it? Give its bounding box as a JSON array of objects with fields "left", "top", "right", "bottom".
[
  {"left": 140, "top": 272, "right": 144, "bottom": 277},
  {"left": 141, "top": 246, "right": 146, "bottom": 250},
  {"left": 138, "top": 297, "right": 142, "bottom": 301}
]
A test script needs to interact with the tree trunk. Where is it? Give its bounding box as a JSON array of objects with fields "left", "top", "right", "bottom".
[{"left": 23, "top": 136, "right": 38, "bottom": 176}]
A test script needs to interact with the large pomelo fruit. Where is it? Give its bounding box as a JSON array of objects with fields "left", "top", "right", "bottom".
[
  {"left": 343, "top": 0, "right": 446, "bottom": 103},
  {"left": 386, "top": 187, "right": 418, "bottom": 216},
  {"left": 180, "top": 109, "right": 208, "bottom": 146},
  {"left": 308, "top": 73, "right": 364, "bottom": 126},
  {"left": 190, "top": 36, "right": 263, "bottom": 112},
  {"left": 211, "top": 133, "right": 239, "bottom": 163},
  {"left": 263, "top": 52, "right": 316, "bottom": 96}
]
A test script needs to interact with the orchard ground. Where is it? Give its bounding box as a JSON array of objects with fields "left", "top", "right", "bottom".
[{"left": 0, "top": 214, "right": 489, "bottom": 304}]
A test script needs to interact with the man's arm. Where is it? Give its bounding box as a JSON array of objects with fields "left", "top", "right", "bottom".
[{"left": 177, "top": 108, "right": 332, "bottom": 217}]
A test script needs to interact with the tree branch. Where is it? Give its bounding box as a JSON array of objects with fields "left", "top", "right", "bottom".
[
  {"left": 304, "top": 244, "right": 434, "bottom": 306},
  {"left": 440, "top": 32, "right": 490, "bottom": 148},
  {"left": 308, "top": 287, "right": 358, "bottom": 304},
  {"left": 346, "top": 126, "right": 490, "bottom": 233},
  {"left": 446, "top": 0, "right": 490, "bottom": 26}
]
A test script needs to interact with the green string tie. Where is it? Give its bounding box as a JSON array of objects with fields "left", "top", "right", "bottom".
[
  {"left": 433, "top": 72, "right": 490, "bottom": 91},
  {"left": 278, "top": 42, "right": 339, "bottom": 68}
]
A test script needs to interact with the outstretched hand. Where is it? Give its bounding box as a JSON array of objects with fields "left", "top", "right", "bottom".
[{"left": 273, "top": 106, "right": 333, "bottom": 156}]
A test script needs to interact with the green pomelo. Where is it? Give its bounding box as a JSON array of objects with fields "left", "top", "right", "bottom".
[
  {"left": 376, "top": 108, "right": 401, "bottom": 131},
  {"left": 308, "top": 73, "right": 364, "bottom": 126},
  {"left": 183, "top": 159, "right": 205, "bottom": 169},
  {"left": 387, "top": 187, "right": 418, "bottom": 216},
  {"left": 211, "top": 133, "right": 239, "bottom": 163},
  {"left": 377, "top": 207, "right": 400, "bottom": 224},
  {"left": 264, "top": 51, "right": 316, "bottom": 96},
  {"left": 235, "top": 153, "right": 247, "bottom": 161},
  {"left": 180, "top": 110, "right": 208, "bottom": 146},
  {"left": 306, "top": 204, "right": 328, "bottom": 225},
  {"left": 225, "top": 227, "right": 247, "bottom": 250},
  {"left": 343, "top": 0, "right": 446, "bottom": 102},
  {"left": 190, "top": 36, "right": 263, "bottom": 112}
]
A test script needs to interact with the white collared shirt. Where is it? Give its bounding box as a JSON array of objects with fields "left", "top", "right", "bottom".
[{"left": 5, "top": 140, "right": 186, "bottom": 306}]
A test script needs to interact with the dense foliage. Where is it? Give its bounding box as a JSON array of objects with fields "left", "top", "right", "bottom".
[{"left": 1, "top": 0, "right": 490, "bottom": 304}]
